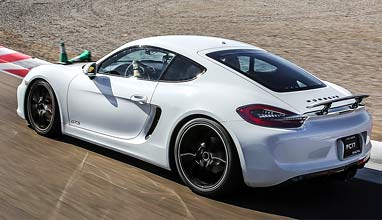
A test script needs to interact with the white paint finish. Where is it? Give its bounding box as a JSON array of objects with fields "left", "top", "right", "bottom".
[
  {"left": 15, "top": 36, "right": 376, "bottom": 187},
  {"left": 223, "top": 108, "right": 372, "bottom": 186},
  {"left": 265, "top": 84, "right": 354, "bottom": 114},
  {"left": 20, "top": 64, "right": 84, "bottom": 129},
  {"left": 67, "top": 73, "right": 157, "bottom": 140},
  {"left": 371, "top": 140, "right": 382, "bottom": 163}
]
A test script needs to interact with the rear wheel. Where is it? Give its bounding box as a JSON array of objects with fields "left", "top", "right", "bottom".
[
  {"left": 174, "top": 118, "right": 242, "bottom": 196},
  {"left": 26, "top": 79, "right": 61, "bottom": 137}
]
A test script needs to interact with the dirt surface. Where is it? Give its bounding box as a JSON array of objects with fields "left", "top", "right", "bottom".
[
  {"left": 0, "top": 0, "right": 381, "bottom": 140},
  {"left": 0, "top": 73, "right": 381, "bottom": 219}
]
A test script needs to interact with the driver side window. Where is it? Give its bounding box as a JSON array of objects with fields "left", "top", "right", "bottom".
[{"left": 98, "top": 47, "right": 175, "bottom": 81}]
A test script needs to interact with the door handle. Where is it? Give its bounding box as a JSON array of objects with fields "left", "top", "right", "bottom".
[{"left": 130, "top": 95, "right": 148, "bottom": 104}]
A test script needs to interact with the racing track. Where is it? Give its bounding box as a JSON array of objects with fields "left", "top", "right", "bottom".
[{"left": 0, "top": 72, "right": 381, "bottom": 219}]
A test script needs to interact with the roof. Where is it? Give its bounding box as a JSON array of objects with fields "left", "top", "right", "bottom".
[{"left": 119, "top": 35, "right": 262, "bottom": 56}]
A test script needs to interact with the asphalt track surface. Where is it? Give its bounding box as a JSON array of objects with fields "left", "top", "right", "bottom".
[{"left": 0, "top": 72, "right": 381, "bottom": 219}]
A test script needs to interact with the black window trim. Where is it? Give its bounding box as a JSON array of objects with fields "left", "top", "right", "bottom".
[
  {"left": 158, "top": 54, "right": 207, "bottom": 83},
  {"left": 96, "top": 45, "right": 206, "bottom": 82},
  {"left": 206, "top": 49, "right": 327, "bottom": 93}
]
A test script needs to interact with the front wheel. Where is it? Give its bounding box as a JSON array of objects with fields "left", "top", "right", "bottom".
[
  {"left": 26, "top": 79, "right": 61, "bottom": 137},
  {"left": 174, "top": 118, "right": 242, "bottom": 197}
]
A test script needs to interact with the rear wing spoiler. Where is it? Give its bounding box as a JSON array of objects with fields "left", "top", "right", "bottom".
[{"left": 306, "top": 94, "right": 369, "bottom": 115}]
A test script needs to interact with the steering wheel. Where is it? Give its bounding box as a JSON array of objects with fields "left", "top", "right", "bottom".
[
  {"left": 124, "top": 61, "right": 145, "bottom": 77},
  {"left": 140, "top": 63, "right": 156, "bottom": 78},
  {"left": 124, "top": 61, "right": 156, "bottom": 80}
]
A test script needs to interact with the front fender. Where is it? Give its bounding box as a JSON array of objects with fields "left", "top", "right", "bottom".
[{"left": 21, "top": 64, "right": 82, "bottom": 127}]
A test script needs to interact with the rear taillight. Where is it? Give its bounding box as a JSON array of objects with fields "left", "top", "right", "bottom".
[{"left": 236, "top": 104, "right": 307, "bottom": 128}]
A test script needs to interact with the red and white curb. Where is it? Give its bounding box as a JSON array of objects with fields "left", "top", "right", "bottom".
[{"left": 0, "top": 45, "right": 50, "bottom": 78}]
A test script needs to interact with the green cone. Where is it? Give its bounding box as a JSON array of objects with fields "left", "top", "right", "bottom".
[
  {"left": 69, "top": 50, "right": 92, "bottom": 63},
  {"left": 58, "top": 41, "right": 72, "bottom": 65}
]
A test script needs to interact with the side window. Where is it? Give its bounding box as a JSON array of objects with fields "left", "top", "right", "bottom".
[
  {"left": 219, "top": 55, "right": 250, "bottom": 73},
  {"left": 254, "top": 58, "right": 277, "bottom": 72},
  {"left": 98, "top": 47, "right": 175, "bottom": 81},
  {"left": 160, "top": 56, "right": 204, "bottom": 81},
  {"left": 238, "top": 56, "right": 250, "bottom": 72},
  {"left": 219, "top": 55, "right": 277, "bottom": 73}
]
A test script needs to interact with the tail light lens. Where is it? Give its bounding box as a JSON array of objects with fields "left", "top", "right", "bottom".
[{"left": 236, "top": 104, "right": 307, "bottom": 128}]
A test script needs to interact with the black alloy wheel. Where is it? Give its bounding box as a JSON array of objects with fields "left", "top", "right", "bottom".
[
  {"left": 26, "top": 79, "right": 61, "bottom": 136},
  {"left": 175, "top": 118, "right": 242, "bottom": 196}
]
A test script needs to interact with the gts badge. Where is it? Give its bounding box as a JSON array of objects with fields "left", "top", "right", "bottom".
[{"left": 71, "top": 120, "right": 80, "bottom": 125}]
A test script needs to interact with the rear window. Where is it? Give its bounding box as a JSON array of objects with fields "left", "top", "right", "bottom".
[{"left": 207, "top": 49, "right": 326, "bottom": 92}]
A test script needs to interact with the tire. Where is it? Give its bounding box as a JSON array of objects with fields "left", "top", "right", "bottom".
[
  {"left": 26, "top": 79, "right": 61, "bottom": 137},
  {"left": 174, "top": 118, "right": 242, "bottom": 197}
]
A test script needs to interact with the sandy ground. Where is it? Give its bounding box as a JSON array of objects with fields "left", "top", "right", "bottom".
[{"left": 0, "top": 0, "right": 381, "bottom": 140}]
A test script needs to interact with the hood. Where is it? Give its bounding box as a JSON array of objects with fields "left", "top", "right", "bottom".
[
  {"left": 55, "top": 62, "right": 90, "bottom": 76},
  {"left": 64, "top": 62, "right": 90, "bottom": 69}
]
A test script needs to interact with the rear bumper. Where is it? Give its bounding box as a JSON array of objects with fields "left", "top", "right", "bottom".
[
  {"left": 284, "top": 154, "right": 370, "bottom": 184},
  {"left": 223, "top": 108, "right": 373, "bottom": 187}
]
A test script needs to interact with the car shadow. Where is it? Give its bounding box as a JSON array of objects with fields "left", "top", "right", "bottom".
[
  {"left": 57, "top": 135, "right": 181, "bottom": 183},
  {"left": 93, "top": 76, "right": 118, "bottom": 107},
  {"left": 57, "top": 135, "right": 382, "bottom": 219},
  {"left": 221, "top": 178, "right": 382, "bottom": 219}
]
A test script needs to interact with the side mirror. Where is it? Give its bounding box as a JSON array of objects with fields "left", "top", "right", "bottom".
[{"left": 82, "top": 62, "right": 96, "bottom": 79}]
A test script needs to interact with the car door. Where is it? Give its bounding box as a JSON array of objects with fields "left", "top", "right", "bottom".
[{"left": 67, "top": 46, "right": 175, "bottom": 139}]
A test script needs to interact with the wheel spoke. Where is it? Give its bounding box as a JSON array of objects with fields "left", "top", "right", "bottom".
[
  {"left": 37, "top": 110, "right": 45, "bottom": 125},
  {"left": 43, "top": 110, "right": 52, "bottom": 122},
  {"left": 210, "top": 162, "right": 226, "bottom": 175},
  {"left": 178, "top": 123, "right": 229, "bottom": 188},
  {"left": 32, "top": 93, "right": 39, "bottom": 103},
  {"left": 210, "top": 153, "right": 226, "bottom": 164},
  {"left": 29, "top": 84, "right": 55, "bottom": 130},
  {"left": 180, "top": 152, "right": 197, "bottom": 158},
  {"left": 44, "top": 96, "right": 51, "bottom": 104},
  {"left": 31, "top": 103, "right": 38, "bottom": 110},
  {"left": 45, "top": 108, "right": 52, "bottom": 113}
]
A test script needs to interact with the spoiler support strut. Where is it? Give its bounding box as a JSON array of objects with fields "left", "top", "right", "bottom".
[{"left": 306, "top": 94, "right": 369, "bottom": 115}]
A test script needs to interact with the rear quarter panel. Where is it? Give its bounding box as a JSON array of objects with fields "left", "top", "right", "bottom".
[{"left": 151, "top": 62, "right": 296, "bottom": 170}]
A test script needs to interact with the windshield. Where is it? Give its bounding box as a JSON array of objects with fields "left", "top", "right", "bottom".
[{"left": 207, "top": 49, "right": 326, "bottom": 92}]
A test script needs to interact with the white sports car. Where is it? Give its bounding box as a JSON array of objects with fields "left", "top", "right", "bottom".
[{"left": 16, "top": 36, "right": 372, "bottom": 196}]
